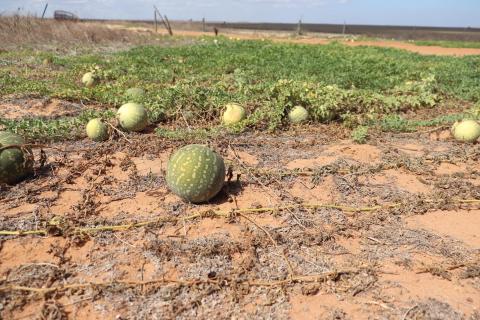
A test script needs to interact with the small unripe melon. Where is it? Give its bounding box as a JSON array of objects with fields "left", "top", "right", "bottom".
[
  {"left": 451, "top": 120, "right": 480, "bottom": 143},
  {"left": 125, "top": 87, "right": 145, "bottom": 102},
  {"left": 166, "top": 144, "right": 226, "bottom": 203},
  {"left": 86, "top": 118, "right": 109, "bottom": 142},
  {"left": 222, "top": 103, "right": 246, "bottom": 125},
  {"left": 81, "top": 72, "right": 98, "bottom": 88},
  {"left": 0, "top": 131, "right": 33, "bottom": 185},
  {"left": 42, "top": 57, "right": 53, "bottom": 66},
  {"left": 288, "top": 106, "right": 309, "bottom": 124},
  {"left": 117, "top": 103, "right": 148, "bottom": 132}
]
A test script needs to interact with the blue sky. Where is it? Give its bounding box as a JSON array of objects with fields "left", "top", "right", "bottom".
[{"left": 1, "top": 0, "right": 479, "bottom": 27}]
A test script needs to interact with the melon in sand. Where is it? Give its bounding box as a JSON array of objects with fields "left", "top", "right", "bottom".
[
  {"left": 451, "top": 120, "right": 480, "bottom": 143},
  {"left": 166, "top": 144, "right": 225, "bottom": 203}
]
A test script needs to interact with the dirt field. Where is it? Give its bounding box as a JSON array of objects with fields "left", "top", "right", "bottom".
[{"left": 1, "top": 99, "right": 480, "bottom": 319}]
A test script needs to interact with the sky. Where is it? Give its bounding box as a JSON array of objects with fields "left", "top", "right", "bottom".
[{"left": 1, "top": 0, "right": 479, "bottom": 28}]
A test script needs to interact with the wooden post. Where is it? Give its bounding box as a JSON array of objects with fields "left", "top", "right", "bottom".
[
  {"left": 41, "top": 3, "right": 48, "bottom": 19},
  {"left": 297, "top": 19, "right": 302, "bottom": 35},
  {"left": 153, "top": 6, "right": 173, "bottom": 36},
  {"left": 164, "top": 15, "right": 173, "bottom": 36},
  {"left": 154, "top": 10, "right": 158, "bottom": 32}
]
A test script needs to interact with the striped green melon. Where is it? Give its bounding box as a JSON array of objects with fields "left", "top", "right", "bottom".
[
  {"left": 117, "top": 103, "right": 148, "bottom": 132},
  {"left": 166, "top": 145, "right": 225, "bottom": 203},
  {"left": 0, "top": 131, "right": 33, "bottom": 185}
]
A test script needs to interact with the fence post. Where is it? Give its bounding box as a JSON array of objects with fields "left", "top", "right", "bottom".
[
  {"left": 41, "top": 3, "right": 48, "bottom": 19},
  {"left": 164, "top": 15, "right": 173, "bottom": 36},
  {"left": 154, "top": 6, "right": 173, "bottom": 36},
  {"left": 297, "top": 19, "right": 302, "bottom": 35}
]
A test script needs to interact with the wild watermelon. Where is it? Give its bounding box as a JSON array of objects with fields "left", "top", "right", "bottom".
[
  {"left": 125, "top": 88, "right": 145, "bottom": 102},
  {"left": 166, "top": 144, "right": 225, "bottom": 203},
  {"left": 222, "top": 103, "right": 246, "bottom": 125},
  {"left": 0, "top": 131, "right": 33, "bottom": 185},
  {"left": 451, "top": 120, "right": 480, "bottom": 143},
  {"left": 117, "top": 103, "right": 148, "bottom": 132},
  {"left": 288, "top": 106, "right": 309, "bottom": 124},
  {"left": 81, "top": 72, "right": 98, "bottom": 88},
  {"left": 86, "top": 118, "right": 109, "bottom": 142}
]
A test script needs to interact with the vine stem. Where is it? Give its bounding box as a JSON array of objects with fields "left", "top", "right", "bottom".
[
  {"left": 0, "top": 269, "right": 357, "bottom": 294},
  {"left": 106, "top": 122, "right": 132, "bottom": 143},
  {"left": 0, "top": 144, "right": 89, "bottom": 153},
  {"left": 0, "top": 199, "right": 477, "bottom": 237}
]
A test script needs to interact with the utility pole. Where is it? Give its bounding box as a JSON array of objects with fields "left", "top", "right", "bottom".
[
  {"left": 342, "top": 21, "right": 346, "bottom": 35},
  {"left": 41, "top": 3, "right": 48, "bottom": 19},
  {"left": 202, "top": 17, "right": 206, "bottom": 32}
]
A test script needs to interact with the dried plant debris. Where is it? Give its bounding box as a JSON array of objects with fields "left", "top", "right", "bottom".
[
  {"left": 1, "top": 126, "right": 480, "bottom": 319},
  {"left": 403, "top": 299, "right": 464, "bottom": 320}
]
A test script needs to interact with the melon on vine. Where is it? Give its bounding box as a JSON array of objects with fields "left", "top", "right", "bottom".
[
  {"left": 166, "top": 144, "right": 225, "bottom": 203},
  {"left": 81, "top": 72, "right": 98, "bottom": 88},
  {"left": 116, "top": 103, "right": 148, "bottom": 132},
  {"left": 288, "top": 106, "right": 309, "bottom": 124},
  {"left": 0, "top": 131, "right": 33, "bottom": 185},
  {"left": 222, "top": 103, "right": 246, "bottom": 125},
  {"left": 451, "top": 120, "right": 480, "bottom": 143},
  {"left": 125, "top": 87, "right": 145, "bottom": 102},
  {"left": 86, "top": 118, "right": 109, "bottom": 142}
]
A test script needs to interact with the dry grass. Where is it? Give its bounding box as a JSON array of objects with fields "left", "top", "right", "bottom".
[{"left": 0, "top": 15, "right": 174, "bottom": 51}]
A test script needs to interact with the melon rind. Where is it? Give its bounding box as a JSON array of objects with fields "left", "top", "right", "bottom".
[
  {"left": 86, "top": 118, "right": 109, "bottom": 142},
  {"left": 0, "top": 131, "right": 33, "bottom": 185},
  {"left": 116, "top": 103, "right": 148, "bottom": 132},
  {"left": 166, "top": 144, "right": 226, "bottom": 203}
]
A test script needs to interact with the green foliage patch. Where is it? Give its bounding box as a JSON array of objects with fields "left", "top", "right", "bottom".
[{"left": 1, "top": 38, "right": 479, "bottom": 140}]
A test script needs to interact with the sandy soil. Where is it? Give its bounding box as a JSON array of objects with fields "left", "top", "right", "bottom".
[
  {"left": 0, "top": 98, "right": 90, "bottom": 120},
  {"left": 1, "top": 113, "right": 479, "bottom": 319}
]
